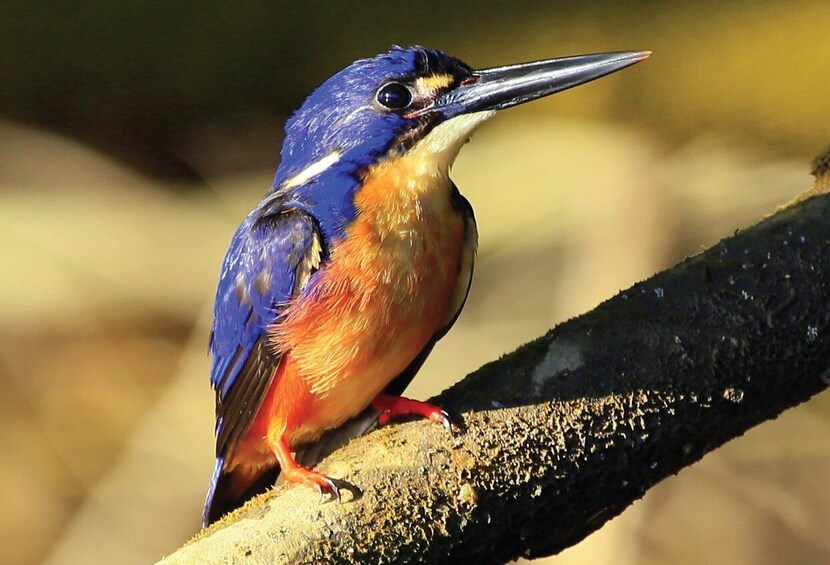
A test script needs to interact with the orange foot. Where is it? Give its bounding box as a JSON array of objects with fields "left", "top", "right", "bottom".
[
  {"left": 371, "top": 393, "right": 457, "bottom": 433},
  {"left": 270, "top": 436, "right": 341, "bottom": 502}
]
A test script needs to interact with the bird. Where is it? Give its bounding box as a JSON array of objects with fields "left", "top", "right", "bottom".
[{"left": 202, "top": 45, "right": 649, "bottom": 527}]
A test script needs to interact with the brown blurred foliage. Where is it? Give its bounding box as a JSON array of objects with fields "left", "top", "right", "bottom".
[{"left": 0, "top": 2, "right": 828, "bottom": 564}]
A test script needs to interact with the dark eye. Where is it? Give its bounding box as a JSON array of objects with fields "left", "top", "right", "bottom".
[{"left": 376, "top": 82, "right": 412, "bottom": 110}]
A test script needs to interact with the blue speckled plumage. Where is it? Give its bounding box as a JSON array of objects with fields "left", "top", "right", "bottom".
[{"left": 210, "top": 208, "right": 320, "bottom": 449}]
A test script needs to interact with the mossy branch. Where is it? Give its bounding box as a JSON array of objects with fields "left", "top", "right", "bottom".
[{"left": 161, "top": 157, "right": 830, "bottom": 564}]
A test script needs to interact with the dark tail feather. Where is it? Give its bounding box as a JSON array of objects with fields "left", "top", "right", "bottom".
[{"left": 202, "top": 457, "right": 282, "bottom": 528}]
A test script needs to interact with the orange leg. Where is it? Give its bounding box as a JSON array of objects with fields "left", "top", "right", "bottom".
[
  {"left": 270, "top": 435, "right": 341, "bottom": 502},
  {"left": 371, "top": 393, "right": 455, "bottom": 431}
]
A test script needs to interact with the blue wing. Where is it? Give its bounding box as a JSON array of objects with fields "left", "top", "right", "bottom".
[{"left": 209, "top": 203, "right": 324, "bottom": 460}]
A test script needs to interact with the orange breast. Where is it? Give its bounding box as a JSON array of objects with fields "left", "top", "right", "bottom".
[{"left": 265, "top": 153, "right": 467, "bottom": 445}]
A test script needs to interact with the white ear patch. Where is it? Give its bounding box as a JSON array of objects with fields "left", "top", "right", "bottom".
[
  {"left": 283, "top": 151, "right": 342, "bottom": 189},
  {"left": 407, "top": 111, "right": 496, "bottom": 176}
]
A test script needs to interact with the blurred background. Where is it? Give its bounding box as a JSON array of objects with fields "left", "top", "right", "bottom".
[{"left": 1, "top": 1, "right": 828, "bottom": 563}]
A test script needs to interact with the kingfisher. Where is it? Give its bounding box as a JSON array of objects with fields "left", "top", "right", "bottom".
[{"left": 202, "top": 45, "right": 649, "bottom": 527}]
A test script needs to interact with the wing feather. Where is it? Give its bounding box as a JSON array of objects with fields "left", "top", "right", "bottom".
[{"left": 210, "top": 205, "right": 324, "bottom": 459}]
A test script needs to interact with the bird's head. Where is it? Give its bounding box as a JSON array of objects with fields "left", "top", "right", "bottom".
[{"left": 271, "top": 46, "right": 648, "bottom": 234}]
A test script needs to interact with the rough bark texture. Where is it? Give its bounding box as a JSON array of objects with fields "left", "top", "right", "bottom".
[{"left": 161, "top": 172, "right": 830, "bottom": 564}]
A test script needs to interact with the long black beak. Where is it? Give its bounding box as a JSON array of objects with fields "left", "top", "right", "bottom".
[{"left": 434, "top": 51, "right": 650, "bottom": 117}]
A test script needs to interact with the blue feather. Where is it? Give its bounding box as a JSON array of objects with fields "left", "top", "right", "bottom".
[{"left": 210, "top": 207, "right": 319, "bottom": 437}]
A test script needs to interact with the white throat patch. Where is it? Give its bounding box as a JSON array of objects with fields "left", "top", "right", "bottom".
[{"left": 406, "top": 110, "right": 496, "bottom": 176}]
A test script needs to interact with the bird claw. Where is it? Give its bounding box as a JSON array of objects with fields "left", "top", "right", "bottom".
[
  {"left": 314, "top": 476, "right": 342, "bottom": 504},
  {"left": 434, "top": 410, "right": 461, "bottom": 436}
]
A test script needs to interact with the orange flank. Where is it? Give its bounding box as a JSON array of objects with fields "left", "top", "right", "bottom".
[{"left": 224, "top": 148, "right": 470, "bottom": 494}]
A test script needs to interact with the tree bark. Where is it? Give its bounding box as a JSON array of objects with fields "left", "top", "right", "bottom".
[{"left": 161, "top": 162, "right": 830, "bottom": 565}]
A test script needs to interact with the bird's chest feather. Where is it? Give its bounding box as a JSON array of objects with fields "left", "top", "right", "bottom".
[{"left": 272, "top": 154, "right": 465, "bottom": 409}]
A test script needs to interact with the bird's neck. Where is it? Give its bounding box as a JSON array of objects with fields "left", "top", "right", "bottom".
[
  {"left": 351, "top": 155, "right": 453, "bottom": 241},
  {"left": 353, "top": 110, "right": 495, "bottom": 226},
  {"left": 268, "top": 111, "right": 492, "bottom": 241},
  {"left": 394, "top": 110, "right": 495, "bottom": 181}
]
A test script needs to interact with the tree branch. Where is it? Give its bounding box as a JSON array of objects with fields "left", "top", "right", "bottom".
[{"left": 162, "top": 165, "right": 830, "bottom": 565}]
